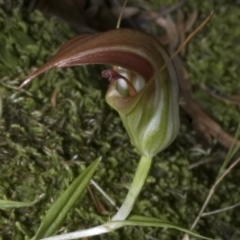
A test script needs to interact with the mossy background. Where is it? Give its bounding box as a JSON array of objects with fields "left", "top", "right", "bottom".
[{"left": 0, "top": 0, "right": 240, "bottom": 239}]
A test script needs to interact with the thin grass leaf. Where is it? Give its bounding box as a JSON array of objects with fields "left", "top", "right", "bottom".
[
  {"left": 41, "top": 214, "right": 212, "bottom": 240},
  {"left": 0, "top": 200, "right": 35, "bottom": 209},
  {"left": 218, "top": 121, "right": 240, "bottom": 177},
  {"left": 116, "top": 215, "right": 213, "bottom": 240},
  {"left": 32, "top": 158, "right": 101, "bottom": 240}
]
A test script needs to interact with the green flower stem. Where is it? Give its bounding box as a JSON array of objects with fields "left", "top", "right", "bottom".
[
  {"left": 42, "top": 155, "right": 152, "bottom": 240},
  {"left": 112, "top": 155, "right": 152, "bottom": 221}
]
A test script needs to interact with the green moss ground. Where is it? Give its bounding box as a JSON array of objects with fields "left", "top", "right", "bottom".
[{"left": 0, "top": 1, "right": 240, "bottom": 239}]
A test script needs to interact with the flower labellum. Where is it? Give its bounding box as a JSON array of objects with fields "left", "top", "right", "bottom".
[{"left": 20, "top": 28, "right": 180, "bottom": 157}]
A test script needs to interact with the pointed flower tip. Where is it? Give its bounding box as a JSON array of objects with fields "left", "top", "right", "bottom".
[
  {"left": 19, "top": 74, "right": 37, "bottom": 90},
  {"left": 18, "top": 79, "right": 29, "bottom": 90}
]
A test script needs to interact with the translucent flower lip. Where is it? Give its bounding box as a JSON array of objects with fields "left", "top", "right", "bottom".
[{"left": 19, "top": 29, "right": 157, "bottom": 90}]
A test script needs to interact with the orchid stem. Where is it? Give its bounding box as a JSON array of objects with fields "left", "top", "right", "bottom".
[
  {"left": 112, "top": 155, "right": 152, "bottom": 221},
  {"left": 42, "top": 156, "right": 152, "bottom": 240}
]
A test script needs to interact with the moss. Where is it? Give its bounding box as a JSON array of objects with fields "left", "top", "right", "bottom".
[
  {"left": 186, "top": 0, "right": 240, "bottom": 133},
  {"left": 0, "top": 1, "right": 240, "bottom": 240}
]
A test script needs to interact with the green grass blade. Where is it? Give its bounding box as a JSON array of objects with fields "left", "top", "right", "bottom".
[
  {"left": 0, "top": 200, "right": 35, "bottom": 209},
  {"left": 218, "top": 121, "right": 240, "bottom": 177},
  {"left": 41, "top": 214, "right": 213, "bottom": 240},
  {"left": 114, "top": 215, "right": 212, "bottom": 240},
  {"left": 32, "top": 157, "right": 101, "bottom": 240}
]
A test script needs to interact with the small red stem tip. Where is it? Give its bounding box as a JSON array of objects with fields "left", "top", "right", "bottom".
[{"left": 101, "top": 69, "right": 137, "bottom": 97}]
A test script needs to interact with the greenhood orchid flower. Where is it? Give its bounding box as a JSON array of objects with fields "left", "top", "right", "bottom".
[
  {"left": 20, "top": 28, "right": 180, "bottom": 240},
  {"left": 20, "top": 28, "right": 179, "bottom": 158},
  {"left": 17, "top": 16, "right": 215, "bottom": 239}
]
